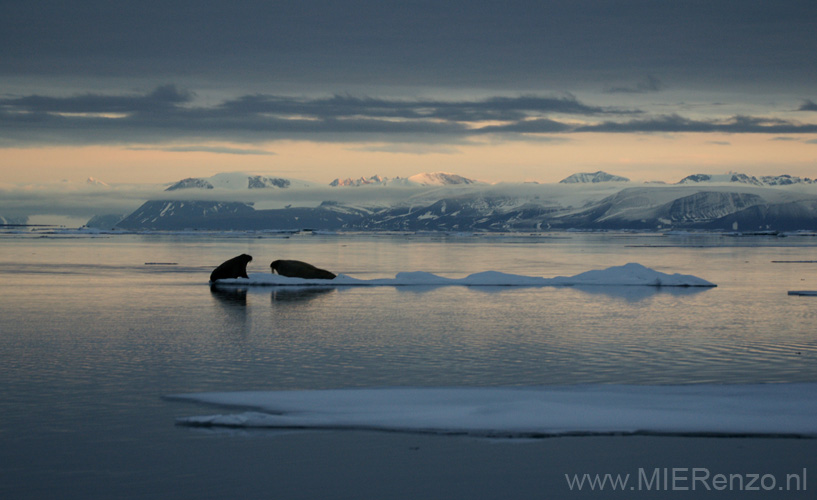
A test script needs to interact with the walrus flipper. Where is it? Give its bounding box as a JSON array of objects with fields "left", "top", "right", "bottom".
[
  {"left": 270, "top": 259, "right": 336, "bottom": 280},
  {"left": 210, "top": 254, "right": 253, "bottom": 282}
]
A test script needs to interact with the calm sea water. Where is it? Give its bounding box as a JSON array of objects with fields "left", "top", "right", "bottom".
[{"left": 2, "top": 231, "right": 816, "bottom": 498}]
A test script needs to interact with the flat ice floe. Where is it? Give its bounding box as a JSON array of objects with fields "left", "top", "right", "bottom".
[
  {"left": 170, "top": 384, "right": 817, "bottom": 438},
  {"left": 212, "top": 262, "right": 715, "bottom": 287}
]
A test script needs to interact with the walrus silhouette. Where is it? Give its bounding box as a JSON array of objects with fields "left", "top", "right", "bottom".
[
  {"left": 271, "top": 259, "right": 336, "bottom": 280},
  {"left": 209, "top": 254, "right": 253, "bottom": 282}
]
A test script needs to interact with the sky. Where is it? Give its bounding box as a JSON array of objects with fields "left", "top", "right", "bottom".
[{"left": 2, "top": 0, "right": 817, "bottom": 222}]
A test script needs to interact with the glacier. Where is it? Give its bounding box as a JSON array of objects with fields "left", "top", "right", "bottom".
[{"left": 169, "top": 384, "right": 817, "bottom": 438}]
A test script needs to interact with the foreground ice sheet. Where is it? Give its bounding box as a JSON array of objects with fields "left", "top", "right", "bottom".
[
  {"left": 212, "top": 262, "right": 716, "bottom": 287},
  {"left": 170, "top": 384, "right": 817, "bottom": 438}
]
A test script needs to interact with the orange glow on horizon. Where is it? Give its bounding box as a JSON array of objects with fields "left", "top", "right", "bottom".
[{"left": 1, "top": 133, "right": 814, "bottom": 186}]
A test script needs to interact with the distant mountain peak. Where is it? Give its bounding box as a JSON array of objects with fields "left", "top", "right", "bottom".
[
  {"left": 247, "top": 175, "right": 291, "bottom": 189},
  {"left": 329, "top": 172, "right": 478, "bottom": 187},
  {"left": 559, "top": 171, "right": 629, "bottom": 184},
  {"left": 165, "top": 173, "right": 296, "bottom": 191},
  {"left": 330, "top": 174, "right": 394, "bottom": 187},
  {"left": 166, "top": 177, "right": 214, "bottom": 191},
  {"left": 407, "top": 172, "right": 480, "bottom": 186},
  {"left": 677, "top": 173, "right": 815, "bottom": 186},
  {"left": 86, "top": 177, "right": 110, "bottom": 187}
]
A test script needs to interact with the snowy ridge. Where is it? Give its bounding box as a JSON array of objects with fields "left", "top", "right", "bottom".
[
  {"left": 91, "top": 169, "right": 817, "bottom": 231},
  {"left": 211, "top": 263, "right": 716, "bottom": 287},
  {"left": 678, "top": 173, "right": 815, "bottom": 186},
  {"left": 119, "top": 200, "right": 254, "bottom": 227},
  {"left": 559, "top": 171, "right": 629, "bottom": 183},
  {"left": 165, "top": 172, "right": 309, "bottom": 191},
  {"left": 248, "top": 175, "right": 291, "bottom": 189},
  {"left": 407, "top": 172, "right": 481, "bottom": 186},
  {"left": 165, "top": 178, "right": 214, "bottom": 190},
  {"left": 170, "top": 384, "right": 817, "bottom": 438},
  {"left": 329, "top": 175, "right": 413, "bottom": 187},
  {"left": 85, "top": 177, "right": 110, "bottom": 188},
  {"left": 330, "top": 175, "right": 387, "bottom": 187}
]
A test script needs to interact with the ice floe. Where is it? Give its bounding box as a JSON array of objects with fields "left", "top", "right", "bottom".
[
  {"left": 211, "top": 262, "right": 715, "bottom": 287},
  {"left": 170, "top": 384, "right": 817, "bottom": 438}
]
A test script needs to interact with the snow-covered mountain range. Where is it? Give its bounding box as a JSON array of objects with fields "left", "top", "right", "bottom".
[
  {"left": 328, "top": 172, "right": 481, "bottom": 187},
  {"left": 92, "top": 170, "right": 817, "bottom": 232},
  {"left": 559, "top": 171, "right": 629, "bottom": 183},
  {"left": 165, "top": 171, "right": 481, "bottom": 191},
  {"left": 165, "top": 172, "right": 310, "bottom": 191},
  {"left": 329, "top": 175, "right": 399, "bottom": 187},
  {"left": 405, "top": 172, "right": 482, "bottom": 186},
  {"left": 677, "top": 173, "right": 816, "bottom": 186}
]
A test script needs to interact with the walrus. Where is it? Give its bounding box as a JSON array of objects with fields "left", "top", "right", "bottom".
[
  {"left": 270, "top": 259, "right": 336, "bottom": 280},
  {"left": 210, "top": 254, "right": 253, "bottom": 282}
]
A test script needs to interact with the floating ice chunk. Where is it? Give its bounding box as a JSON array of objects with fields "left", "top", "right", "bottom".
[
  {"left": 392, "top": 271, "right": 456, "bottom": 285},
  {"left": 170, "top": 384, "right": 817, "bottom": 438},
  {"left": 212, "top": 263, "right": 715, "bottom": 287},
  {"left": 455, "top": 271, "right": 551, "bottom": 286},
  {"left": 549, "top": 262, "right": 715, "bottom": 287}
]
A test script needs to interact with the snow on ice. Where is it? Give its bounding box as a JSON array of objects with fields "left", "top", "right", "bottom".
[
  {"left": 211, "top": 262, "right": 716, "bottom": 287},
  {"left": 170, "top": 384, "right": 817, "bottom": 438}
]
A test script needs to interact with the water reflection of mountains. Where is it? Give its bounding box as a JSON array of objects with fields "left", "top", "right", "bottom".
[
  {"left": 570, "top": 285, "right": 710, "bottom": 302},
  {"left": 211, "top": 282, "right": 711, "bottom": 304}
]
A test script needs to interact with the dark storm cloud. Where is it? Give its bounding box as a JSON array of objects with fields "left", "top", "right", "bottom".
[
  {"left": 218, "top": 93, "right": 625, "bottom": 122},
  {"left": 1, "top": 86, "right": 194, "bottom": 114},
  {"left": 576, "top": 115, "right": 817, "bottom": 134},
  {"left": 798, "top": 100, "right": 817, "bottom": 112},
  {"left": 2, "top": 1, "right": 816, "bottom": 92},
  {"left": 0, "top": 86, "right": 640, "bottom": 145},
  {"left": 474, "top": 119, "right": 574, "bottom": 134},
  {"left": 2, "top": 86, "right": 816, "bottom": 146}
]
